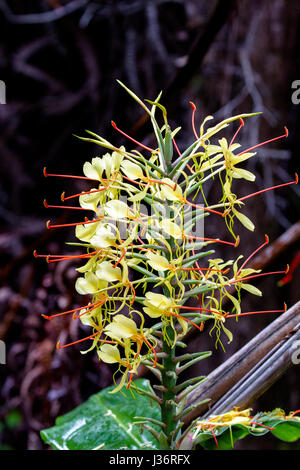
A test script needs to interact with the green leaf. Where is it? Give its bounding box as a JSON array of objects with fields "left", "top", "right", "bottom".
[
  {"left": 40, "top": 379, "right": 161, "bottom": 450},
  {"left": 193, "top": 411, "right": 300, "bottom": 450}
]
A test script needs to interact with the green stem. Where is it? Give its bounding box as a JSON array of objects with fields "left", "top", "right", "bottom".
[
  {"left": 160, "top": 325, "right": 179, "bottom": 448},
  {"left": 159, "top": 161, "right": 181, "bottom": 449}
]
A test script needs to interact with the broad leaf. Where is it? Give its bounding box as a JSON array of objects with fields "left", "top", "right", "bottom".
[
  {"left": 41, "top": 379, "right": 161, "bottom": 450},
  {"left": 193, "top": 410, "right": 300, "bottom": 450}
]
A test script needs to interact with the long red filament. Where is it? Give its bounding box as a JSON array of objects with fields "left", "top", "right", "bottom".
[
  {"left": 42, "top": 300, "right": 103, "bottom": 320},
  {"left": 231, "top": 268, "right": 288, "bottom": 285},
  {"left": 44, "top": 167, "right": 99, "bottom": 181},
  {"left": 111, "top": 121, "right": 154, "bottom": 153},
  {"left": 250, "top": 422, "right": 275, "bottom": 430},
  {"left": 230, "top": 118, "right": 244, "bottom": 147},
  {"left": 184, "top": 199, "right": 224, "bottom": 216},
  {"left": 57, "top": 332, "right": 115, "bottom": 349},
  {"left": 113, "top": 247, "right": 127, "bottom": 268},
  {"left": 238, "top": 174, "right": 298, "bottom": 202},
  {"left": 73, "top": 297, "right": 107, "bottom": 320},
  {"left": 143, "top": 337, "right": 157, "bottom": 368},
  {"left": 236, "top": 235, "right": 269, "bottom": 276},
  {"left": 176, "top": 305, "right": 221, "bottom": 315},
  {"left": 169, "top": 311, "right": 204, "bottom": 333},
  {"left": 189, "top": 101, "right": 199, "bottom": 140},
  {"left": 278, "top": 251, "right": 300, "bottom": 286},
  {"left": 185, "top": 234, "right": 239, "bottom": 247},
  {"left": 47, "top": 218, "right": 102, "bottom": 229},
  {"left": 226, "top": 306, "right": 286, "bottom": 318},
  {"left": 181, "top": 267, "right": 229, "bottom": 273},
  {"left": 44, "top": 199, "right": 92, "bottom": 211},
  {"left": 237, "top": 127, "right": 288, "bottom": 156},
  {"left": 209, "top": 424, "right": 219, "bottom": 450},
  {"left": 62, "top": 187, "right": 108, "bottom": 201}
]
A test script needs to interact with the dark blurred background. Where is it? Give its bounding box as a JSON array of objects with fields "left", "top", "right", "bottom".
[{"left": 0, "top": 0, "right": 299, "bottom": 450}]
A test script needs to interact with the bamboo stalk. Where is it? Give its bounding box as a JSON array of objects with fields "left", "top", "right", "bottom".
[
  {"left": 177, "top": 300, "right": 300, "bottom": 449},
  {"left": 181, "top": 300, "right": 300, "bottom": 425}
]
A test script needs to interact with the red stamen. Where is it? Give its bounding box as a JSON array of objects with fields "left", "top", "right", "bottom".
[
  {"left": 231, "top": 268, "right": 288, "bottom": 285},
  {"left": 184, "top": 199, "right": 224, "bottom": 216},
  {"left": 238, "top": 174, "right": 298, "bottom": 202},
  {"left": 168, "top": 311, "right": 204, "bottom": 333},
  {"left": 192, "top": 247, "right": 204, "bottom": 279},
  {"left": 278, "top": 251, "right": 300, "bottom": 286},
  {"left": 172, "top": 136, "right": 181, "bottom": 157},
  {"left": 122, "top": 174, "right": 147, "bottom": 187},
  {"left": 44, "top": 199, "right": 92, "bottom": 211},
  {"left": 62, "top": 187, "right": 108, "bottom": 201},
  {"left": 181, "top": 267, "right": 229, "bottom": 273},
  {"left": 143, "top": 337, "right": 157, "bottom": 368},
  {"left": 236, "top": 235, "right": 269, "bottom": 276},
  {"left": 137, "top": 236, "right": 145, "bottom": 245},
  {"left": 185, "top": 234, "right": 239, "bottom": 247},
  {"left": 73, "top": 297, "right": 107, "bottom": 319},
  {"left": 44, "top": 167, "right": 99, "bottom": 181},
  {"left": 230, "top": 118, "right": 244, "bottom": 146},
  {"left": 226, "top": 304, "right": 287, "bottom": 318},
  {"left": 42, "top": 300, "right": 103, "bottom": 320},
  {"left": 176, "top": 305, "right": 221, "bottom": 315},
  {"left": 189, "top": 101, "right": 199, "bottom": 140},
  {"left": 250, "top": 422, "right": 275, "bottom": 430},
  {"left": 209, "top": 424, "right": 219, "bottom": 450},
  {"left": 47, "top": 251, "right": 101, "bottom": 264},
  {"left": 127, "top": 281, "right": 136, "bottom": 305},
  {"left": 290, "top": 409, "right": 300, "bottom": 418},
  {"left": 113, "top": 247, "right": 127, "bottom": 268},
  {"left": 46, "top": 218, "right": 102, "bottom": 229},
  {"left": 237, "top": 127, "right": 288, "bottom": 156},
  {"left": 57, "top": 331, "right": 115, "bottom": 349},
  {"left": 111, "top": 121, "right": 154, "bottom": 152},
  {"left": 126, "top": 370, "right": 134, "bottom": 389}
]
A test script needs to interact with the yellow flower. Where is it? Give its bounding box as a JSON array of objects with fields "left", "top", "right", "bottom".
[
  {"left": 143, "top": 292, "right": 173, "bottom": 318},
  {"left": 75, "top": 272, "right": 108, "bottom": 295}
]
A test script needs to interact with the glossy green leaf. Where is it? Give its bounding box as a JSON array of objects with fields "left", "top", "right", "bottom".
[
  {"left": 193, "top": 411, "right": 300, "bottom": 450},
  {"left": 41, "top": 379, "right": 161, "bottom": 450}
]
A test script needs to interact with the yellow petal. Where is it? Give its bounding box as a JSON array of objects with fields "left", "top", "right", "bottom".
[
  {"left": 160, "top": 178, "right": 183, "bottom": 201},
  {"left": 98, "top": 344, "right": 121, "bottom": 364},
  {"left": 90, "top": 224, "right": 116, "bottom": 248},
  {"left": 83, "top": 157, "right": 104, "bottom": 180},
  {"left": 231, "top": 168, "right": 255, "bottom": 182},
  {"left": 121, "top": 160, "right": 144, "bottom": 180},
  {"left": 104, "top": 314, "right": 137, "bottom": 339},
  {"left": 105, "top": 200, "right": 129, "bottom": 219},
  {"left": 160, "top": 219, "right": 182, "bottom": 239},
  {"left": 79, "top": 189, "right": 102, "bottom": 211},
  {"left": 75, "top": 221, "right": 98, "bottom": 242},
  {"left": 146, "top": 252, "right": 170, "bottom": 271},
  {"left": 96, "top": 261, "right": 122, "bottom": 281},
  {"left": 75, "top": 272, "right": 100, "bottom": 295},
  {"left": 233, "top": 209, "right": 255, "bottom": 231}
]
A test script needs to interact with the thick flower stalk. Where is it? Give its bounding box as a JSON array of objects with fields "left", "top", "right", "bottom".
[{"left": 36, "top": 82, "right": 298, "bottom": 449}]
